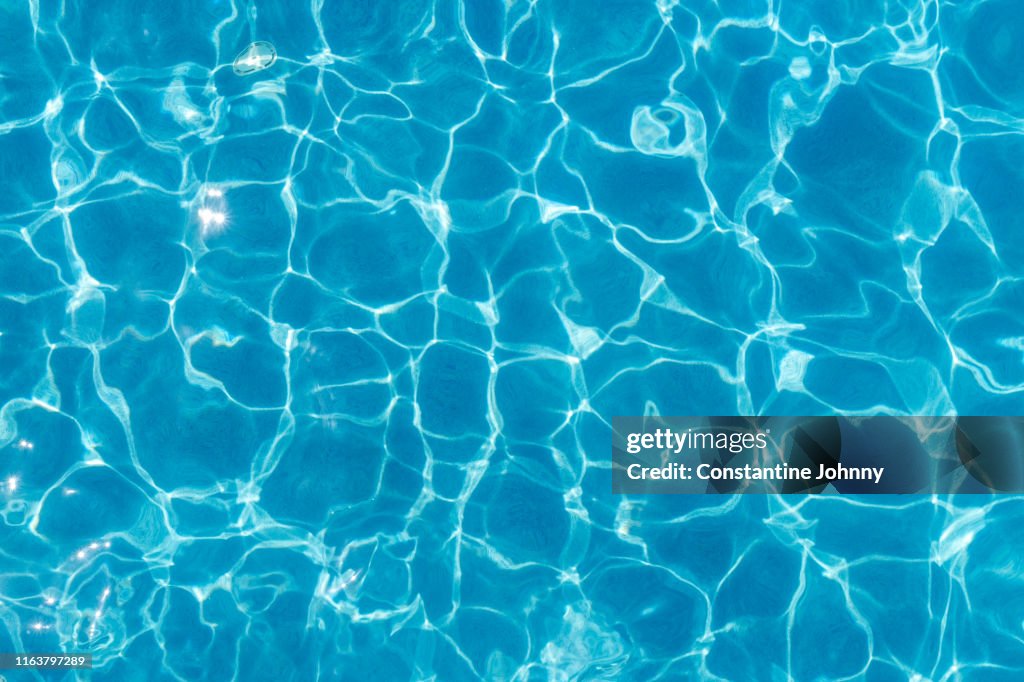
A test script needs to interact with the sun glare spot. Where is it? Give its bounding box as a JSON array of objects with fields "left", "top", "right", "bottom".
[
  {"left": 197, "top": 186, "right": 229, "bottom": 238},
  {"left": 198, "top": 207, "right": 228, "bottom": 236}
]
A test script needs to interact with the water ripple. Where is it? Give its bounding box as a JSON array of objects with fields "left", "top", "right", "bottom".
[{"left": 1, "top": 0, "right": 1023, "bottom": 680}]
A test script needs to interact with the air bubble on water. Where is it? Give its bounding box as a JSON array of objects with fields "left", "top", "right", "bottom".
[
  {"left": 233, "top": 41, "right": 277, "bottom": 76},
  {"left": 52, "top": 150, "right": 86, "bottom": 193},
  {"left": 630, "top": 95, "right": 707, "bottom": 162},
  {"left": 789, "top": 57, "right": 812, "bottom": 80},
  {"left": 164, "top": 77, "right": 207, "bottom": 128}
]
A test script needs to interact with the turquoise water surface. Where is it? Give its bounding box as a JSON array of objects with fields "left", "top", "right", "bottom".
[{"left": 2, "top": 0, "right": 1024, "bottom": 680}]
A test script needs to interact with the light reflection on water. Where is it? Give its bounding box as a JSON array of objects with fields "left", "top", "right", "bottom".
[{"left": 0, "top": 0, "right": 1023, "bottom": 680}]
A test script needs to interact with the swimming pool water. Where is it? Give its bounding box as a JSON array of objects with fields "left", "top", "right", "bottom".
[{"left": 2, "top": 0, "right": 1024, "bottom": 680}]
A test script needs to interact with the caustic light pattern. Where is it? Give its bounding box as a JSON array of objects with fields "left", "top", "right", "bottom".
[{"left": 1, "top": 0, "right": 1024, "bottom": 680}]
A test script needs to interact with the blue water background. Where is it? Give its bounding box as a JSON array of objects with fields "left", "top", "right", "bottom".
[{"left": 2, "top": 0, "right": 1024, "bottom": 679}]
